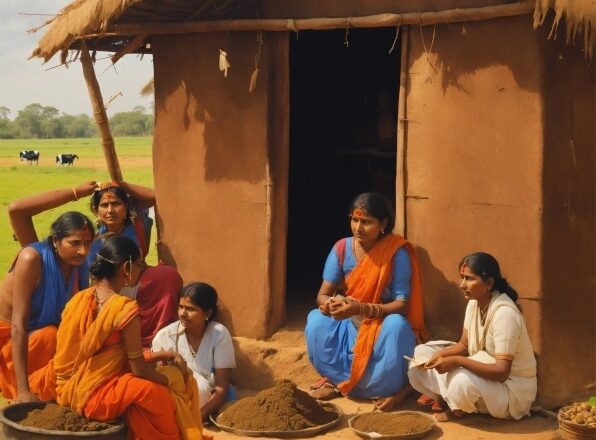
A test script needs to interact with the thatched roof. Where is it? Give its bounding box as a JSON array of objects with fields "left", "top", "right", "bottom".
[
  {"left": 30, "top": 0, "right": 594, "bottom": 62},
  {"left": 534, "top": 0, "right": 595, "bottom": 57},
  {"left": 30, "top": 0, "right": 252, "bottom": 62}
]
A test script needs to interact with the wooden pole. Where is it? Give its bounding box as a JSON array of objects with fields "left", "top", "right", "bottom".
[
  {"left": 395, "top": 27, "right": 410, "bottom": 237},
  {"left": 79, "top": 43, "right": 123, "bottom": 182},
  {"left": 96, "top": 3, "right": 534, "bottom": 37}
]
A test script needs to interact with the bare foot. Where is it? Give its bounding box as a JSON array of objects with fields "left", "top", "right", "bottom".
[{"left": 373, "top": 385, "right": 413, "bottom": 411}]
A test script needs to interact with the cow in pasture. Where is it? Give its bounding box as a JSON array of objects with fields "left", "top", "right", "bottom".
[
  {"left": 56, "top": 154, "right": 79, "bottom": 166},
  {"left": 19, "top": 150, "right": 40, "bottom": 165}
]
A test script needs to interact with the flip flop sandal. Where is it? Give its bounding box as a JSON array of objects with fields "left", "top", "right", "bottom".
[
  {"left": 310, "top": 376, "right": 332, "bottom": 390},
  {"left": 416, "top": 394, "right": 435, "bottom": 406},
  {"left": 431, "top": 400, "right": 447, "bottom": 412},
  {"left": 310, "top": 383, "right": 341, "bottom": 400}
]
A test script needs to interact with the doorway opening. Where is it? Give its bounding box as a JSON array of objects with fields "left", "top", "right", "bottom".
[{"left": 286, "top": 28, "right": 401, "bottom": 307}]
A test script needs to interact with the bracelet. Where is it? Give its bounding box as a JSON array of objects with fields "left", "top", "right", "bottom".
[
  {"left": 127, "top": 350, "right": 143, "bottom": 359},
  {"left": 72, "top": 187, "right": 78, "bottom": 201}
]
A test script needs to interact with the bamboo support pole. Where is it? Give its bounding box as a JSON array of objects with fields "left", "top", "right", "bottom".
[
  {"left": 80, "top": 43, "right": 123, "bottom": 182},
  {"left": 395, "top": 27, "right": 410, "bottom": 237},
  {"left": 97, "top": 3, "right": 533, "bottom": 37}
]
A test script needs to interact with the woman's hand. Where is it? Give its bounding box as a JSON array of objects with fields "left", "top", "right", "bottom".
[
  {"left": 329, "top": 297, "right": 358, "bottom": 320},
  {"left": 171, "top": 353, "right": 191, "bottom": 378},
  {"left": 425, "top": 355, "right": 462, "bottom": 374},
  {"left": 74, "top": 181, "right": 97, "bottom": 199}
]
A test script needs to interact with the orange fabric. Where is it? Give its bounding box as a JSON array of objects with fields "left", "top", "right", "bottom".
[
  {"left": 83, "top": 373, "right": 180, "bottom": 440},
  {"left": 338, "top": 234, "right": 427, "bottom": 394},
  {"left": 54, "top": 288, "right": 139, "bottom": 413},
  {"left": 0, "top": 320, "right": 56, "bottom": 400},
  {"left": 155, "top": 365, "right": 205, "bottom": 440}
]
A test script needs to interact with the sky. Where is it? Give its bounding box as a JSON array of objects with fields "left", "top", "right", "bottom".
[{"left": 0, "top": 0, "right": 154, "bottom": 118}]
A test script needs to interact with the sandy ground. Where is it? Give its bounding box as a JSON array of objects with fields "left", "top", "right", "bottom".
[{"left": 208, "top": 300, "right": 560, "bottom": 440}]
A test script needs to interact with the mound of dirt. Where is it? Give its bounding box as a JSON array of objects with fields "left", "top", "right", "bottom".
[
  {"left": 352, "top": 412, "right": 434, "bottom": 436},
  {"left": 218, "top": 379, "right": 337, "bottom": 431},
  {"left": 15, "top": 402, "right": 114, "bottom": 432}
]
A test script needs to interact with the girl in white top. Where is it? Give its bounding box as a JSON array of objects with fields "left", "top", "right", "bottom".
[
  {"left": 152, "top": 282, "right": 236, "bottom": 422},
  {"left": 408, "top": 252, "right": 537, "bottom": 421}
]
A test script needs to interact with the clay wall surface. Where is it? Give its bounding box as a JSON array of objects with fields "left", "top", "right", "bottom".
[
  {"left": 404, "top": 15, "right": 595, "bottom": 405},
  {"left": 539, "top": 31, "right": 595, "bottom": 406},
  {"left": 151, "top": 32, "right": 289, "bottom": 338}
]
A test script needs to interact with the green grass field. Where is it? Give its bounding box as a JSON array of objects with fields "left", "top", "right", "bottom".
[{"left": 0, "top": 137, "right": 156, "bottom": 270}]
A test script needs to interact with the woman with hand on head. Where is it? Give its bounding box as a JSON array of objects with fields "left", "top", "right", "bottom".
[
  {"left": 89, "top": 181, "right": 182, "bottom": 347},
  {"left": 305, "top": 192, "right": 428, "bottom": 411},
  {"left": 54, "top": 235, "right": 208, "bottom": 440},
  {"left": 0, "top": 182, "right": 96, "bottom": 402},
  {"left": 152, "top": 282, "right": 236, "bottom": 423},
  {"left": 408, "top": 252, "right": 537, "bottom": 422}
]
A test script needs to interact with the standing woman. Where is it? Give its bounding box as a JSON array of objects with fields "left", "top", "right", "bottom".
[
  {"left": 88, "top": 181, "right": 182, "bottom": 347},
  {"left": 408, "top": 252, "right": 537, "bottom": 421},
  {"left": 0, "top": 182, "right": 96, "bottom": 402},
  {"left": 55, "top": 236, "right": 206, "bottom": 439},
  {"left": 152, "top": 282, "right": 237, "bottom": 422},
  {"left": 305, "top": 192, "right": 428, "bottom": 410}
]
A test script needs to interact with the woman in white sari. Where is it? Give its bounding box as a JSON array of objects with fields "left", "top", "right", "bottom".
[{"left": 408, "top": 252, "right": 536, "bottom": 421}]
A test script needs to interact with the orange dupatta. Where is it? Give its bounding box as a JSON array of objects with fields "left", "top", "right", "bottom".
[{"left": 338, "top": 234, "right": 428, "bottom": 394}]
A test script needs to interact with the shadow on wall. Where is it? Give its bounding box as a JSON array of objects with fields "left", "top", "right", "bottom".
[
  {"left": 413, "top": 16, "right": 541, "bottom": 95},
  {"left": 416, "top": 246, "right": 465, "bottom": 342}
]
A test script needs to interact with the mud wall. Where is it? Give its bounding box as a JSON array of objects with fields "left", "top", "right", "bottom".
[
  {"left": 151, "top": 32, "right": 289, "bottom": 338},
  {"left": 404, "top": 15, "right": 594, "bottom": 406}
]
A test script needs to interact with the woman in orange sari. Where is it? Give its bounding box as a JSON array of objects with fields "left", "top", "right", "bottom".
[
  {"left": 54, "top": 235, "right": 205, "bottom": 440},
  {"left": 305, "top": 192, "right": 427, "bottom": 410}
]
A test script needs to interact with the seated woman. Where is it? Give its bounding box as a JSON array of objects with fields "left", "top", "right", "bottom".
[
  {"left": 0, "top": 183, "right": 96, "bottom": 402},
  {"left": 55, "top": 235, "right": 208, "bottom": 439},
  {"left": 152, "top": 282, "right": 236, "bottom": 422},
  {"left": 88, "top": 181, "right": 182, "bottom": 347},
  {"left": 305, "top": 192, "right": 428, "bottom": 410},
  {"left": 408, "top": 252, "right": 537, "bottom": 421}
]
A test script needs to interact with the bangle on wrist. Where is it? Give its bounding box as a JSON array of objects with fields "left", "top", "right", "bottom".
[{"left": 72, "top": 187, "right": 78, "bottom": 201}]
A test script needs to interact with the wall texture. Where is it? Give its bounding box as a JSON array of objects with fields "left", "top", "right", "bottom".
[
  {"left": 403, "top": 16, "right": 594, "bottom": 405},
  {"left": 152, "top": 32, "right": 289, "bottom": 338}
]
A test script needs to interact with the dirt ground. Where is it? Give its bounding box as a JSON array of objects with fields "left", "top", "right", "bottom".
[{"left": 214, "top": 298, "right": 560, "bottom": 440}]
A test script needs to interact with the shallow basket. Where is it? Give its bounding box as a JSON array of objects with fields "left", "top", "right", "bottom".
[
  {"left": 558, "top": 406, "right": 596, "bottom": 440},
  {"left": 0, "top": 402, "right": 126, "bottom": 440},
  {"left": 348, "top": 410, "right": 436, "bottom": 440},
  {"left": 210, "top": 401, "right": 342, "bottom": 438}
]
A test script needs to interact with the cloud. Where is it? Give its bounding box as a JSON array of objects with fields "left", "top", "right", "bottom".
[{"left": 0, "top": 0, "right": 154, "bottom": 117}]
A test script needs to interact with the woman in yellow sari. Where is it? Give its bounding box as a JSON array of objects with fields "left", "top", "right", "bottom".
[
  {"left": 54, "top": 235, "right": 207, "bottom": 440},
  {"left": 305, "top": 192, "right": 428, "bottom": 410}
]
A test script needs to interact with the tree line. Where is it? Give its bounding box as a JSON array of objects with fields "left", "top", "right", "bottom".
[{"left": 0, "top": 104, "right": 154, "bottom": 139}]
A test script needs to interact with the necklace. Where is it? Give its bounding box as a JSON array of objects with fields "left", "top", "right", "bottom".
[
  {"left": 185, "top": 333, "right": 199, "bottom": 357},
  {"left": 479, "top": 300, "right": 491, "bottom": 324}
]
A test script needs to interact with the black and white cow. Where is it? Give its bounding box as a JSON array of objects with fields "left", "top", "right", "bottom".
[
  {"left": 56, "top": 154, "right": 79, "bottom": 166},
  {"left": 19, "top": 150, "right": 40, "bottom": 165}
]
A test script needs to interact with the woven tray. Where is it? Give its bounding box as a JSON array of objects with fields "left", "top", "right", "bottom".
[
  {"left": 348, "top": 410, "right": 436, "bottom": 440},
  {"left": 210, "top": 401, "right": 342, "bottom": 438}
]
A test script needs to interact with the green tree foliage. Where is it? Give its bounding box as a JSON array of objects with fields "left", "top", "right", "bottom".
[
  {"left": 0, "top": 103, "right": 154, "bottom": 138},
  {"left": 109, "top": 107, "right": 153, "bottom": 136}
]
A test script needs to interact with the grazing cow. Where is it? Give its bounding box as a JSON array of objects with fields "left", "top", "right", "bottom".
[
  {"left": 56, "top": 154, "right": 79, "bottom": 166},
  {"left": 19, "top": 150, "right": 40, "bottom": 165}
]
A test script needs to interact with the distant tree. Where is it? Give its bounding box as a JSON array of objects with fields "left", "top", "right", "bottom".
[
  {"left": 109, "top": 109, "right": 153, "bottom": 136},
  {"left": 13, "top": 103, "right": 62, "bottom": 138},
  {"left": 0, "top": 106, "right": 10, "bottom": 120},
  {"left": 60, "top": 113, "right": 97, "bottom": 137},
  {"left": 0, "top": 106, "right": 15, "bottom": 138}
]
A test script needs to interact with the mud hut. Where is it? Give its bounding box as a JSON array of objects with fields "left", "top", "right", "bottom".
[{"left": 30, "top": 0, "right": 594, "bottom": 408}]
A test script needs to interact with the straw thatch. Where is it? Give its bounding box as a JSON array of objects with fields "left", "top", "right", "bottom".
[
  {"left": 30, "top": 0, "right": 248, "bottom": 62},
  {"left": 534, "top": 0, "right": 595, "bottom": 57}
]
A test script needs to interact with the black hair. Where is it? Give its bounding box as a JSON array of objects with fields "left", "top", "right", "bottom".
[
  {"left": 179, "top": 282, "right": 218, "bottom": 322},
  {"left": 89, "top": 235, "right": 141, "bottom": 280},
  {"left": 349, "top": 192, "right": 395, "bottom": 233},
  {"left": 46, "top": 211, "right": 95, "bottom": 246},
  {"left": 459, "top": 252, "right": 518, "bottom": 302},
  {"left": 90, "top": 186, "right": 132, "bottom": 224}
]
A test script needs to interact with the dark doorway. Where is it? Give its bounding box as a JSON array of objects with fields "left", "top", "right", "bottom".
[{"left": 286, "top": 28, "right": 401, "bottom": 302}]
